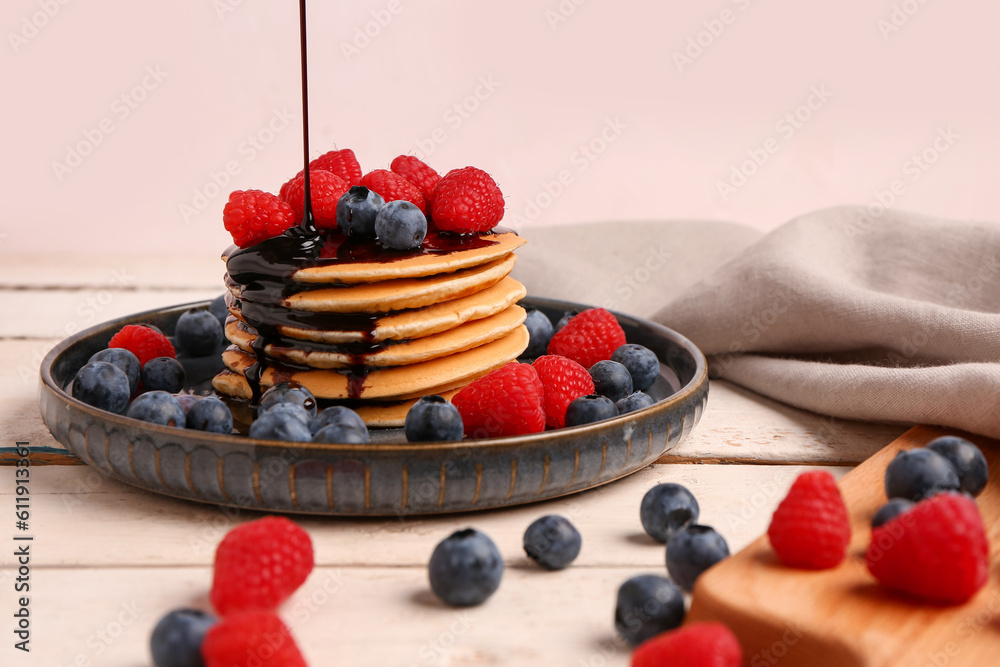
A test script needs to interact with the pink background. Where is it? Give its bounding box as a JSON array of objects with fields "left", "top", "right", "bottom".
[{"left": 5, "top": 0, "right": 999, "bottom": 255}]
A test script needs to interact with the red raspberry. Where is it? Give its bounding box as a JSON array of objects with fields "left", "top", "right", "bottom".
[
  {"left": 632, "top": 622, "right": 742, "bottom": 667},
  {"left": 866, "top": 492, "right": 989, "bottom": 605},
  {"left": 431, "top": 166, "right": 504, "bottom": 233},
  {"left": 279, "top": 170, "right": 350, "bottom": 230},
  {"left": 358, "top": 169, "right": 427, "bottom": 214},
  {"left": 768, "top": 470, "right": 851, "bottom": 569},
  {"left": 390, "top": 155, "right": 440, "bottom": 202},
  {"left": 309, "top": 147, "right": 362, "bottom": 185},
  {"left": 210, "top": 517, "right": 314, "bottom": 616},
  {"left": 452, "top": 362, "right": 545, "bottom": 438},
  {"left": 108, "top": 324, "right": 175, "bottom": 367},
  {"left": 202, "top": 610, "right": 307, "bottom": 667},
  {"left": 547, "top": 309, "right": 626, "bottom": 369},
  {"left": 532, "top": 355, "right": 594, "bottom": 429},
  {"left": 223, "top": 190, "right": 296, "bottom": 248}
]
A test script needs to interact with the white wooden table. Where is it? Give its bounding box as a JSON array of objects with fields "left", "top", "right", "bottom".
[{"left": 0, "top": 254, "right": 907, "bottom": 666}]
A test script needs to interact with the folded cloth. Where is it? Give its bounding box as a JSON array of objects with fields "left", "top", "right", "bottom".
[{"left": 517, "top": 207, "right": 1000, "bottom": 439}]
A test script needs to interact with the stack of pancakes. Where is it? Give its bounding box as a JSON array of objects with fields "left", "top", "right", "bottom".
[{"left": 212, "top": 229, "right": 528, "bottom": 426}]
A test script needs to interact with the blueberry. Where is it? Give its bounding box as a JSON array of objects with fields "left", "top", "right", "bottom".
[
  {"left": 428, "top": 528, "right": 504, "bottom": 607},
  {"left": 127, "top": 391, "right": 186, "bottom": 427},
  {"left": 264, "top": 402, "right": 312, "bottom": 425},
  {"left": 640, "top": 483, "right": 700, "bottom": 544},
  {"left": 565, "top": 395, "right": 618, "bottom": 427},
  {"left": 259, "top": 381, "right": 317, "bottom": 419},
  {"left": 248, "top": 410, "right": 312, "bottom": 442},
  {"left": 523, "top": 515, "right": 582, "bottom": 570},
  {"left": 313, "top": 422, "right": 370, "bottom": 444},
  {"left": 141, "top": 357, "right": 186, "bottom": 394},
  {"left": 616, "top": 391, "right": 655, "bottom": 415},
  {"left": 336, "top": 186, "right": 384, "bottom": 239},
  {"left": 375, "top": 200, "right": 427, "bottom": 250},
  {"left": 72, "top": 361, "right": 131, "bottom": 414},
  {"left": 666, "top": 524, "right": 730, "bottom": 591},
  {"left": 927, "top": 436, "right": 989, "bottom": 497},
  {"left": 614, "top": 574, "right": 685, "bottom": 647},
  {"left": 871, "top": 498, "right": 915, "bottom": 528},
  {"left": 309, "top": 406, "right": 368, "bottom": 438},
  {"left": 612, "top": 344, "right": 660, "bottom": 392},
  {"left": 589, "top": 360, "right": 634, "bottom": 402},
  {"left": 174, "top": 394, "right": 201, "bottom": 414},
  {"left": 175, "top": 310, "right": 224, "bottom": 356},
  {"left": 149, "top": 608, "right": 216, "bottom": 667},
  {"left": 186, "top": 396, "right": 233, "bottom": 434},
  {"left": 89, "top": 348, "right": 141, "bottom": 394},
  {"left": 884, "top": 448, "right": 961, "bottom": 501},
  {"left": 522, "top": 309, "right": 554, "bottom": 358},
  {"left": 208, "top": 293, "right": 229, "bottom": 327},
  {"left": 555, "top": 310, "right": 579, "bottom": 332},
  {"left": 405, "top": 395, "right": 464, "bottom": 442}
]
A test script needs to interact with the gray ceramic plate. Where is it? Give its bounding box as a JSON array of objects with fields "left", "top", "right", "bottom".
[{"left": 38, "top": 298, "right": 708, "bottom": 516}]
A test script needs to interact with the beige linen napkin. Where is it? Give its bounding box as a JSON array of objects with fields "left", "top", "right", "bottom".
[{"left": 516, "top": 207, "right": 1000, "bottom": 438}]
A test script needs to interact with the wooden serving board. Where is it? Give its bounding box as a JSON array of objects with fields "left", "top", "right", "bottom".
[{"left": 688, "top": 425, "right": 1000, "bottom": 667}]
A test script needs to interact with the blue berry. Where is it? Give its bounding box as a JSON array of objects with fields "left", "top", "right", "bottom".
[
  {"left": 666, "top": 524, "right": 730, "bottom": 591},
  {"left": 522, "top": 309, "right": 554, "bottom": 358},
  {"left": 565, "top": 394, "right": 618, "bottom": 427},
  {"left": 640, "top": 483, "right": 700, "bottom": 544},
  {"left": 612, "top": 344, "right": 660, "bottom": 392},
  {"left": 616, "top": 391, "right": 655, "bottom": 415},
  {"left": 336, "top": 186, "right": 384, "bottom": 239},
  {"left": 259, "top": 381, "right": 317, "bottom": 419},
  {"left": 375, "top": 200, "right": 427, "bottom": 250},
  {"left": 89, "top": 347, "right": 140, "bottom": 393},
  {"left": 589, "top": 360, "right": 633, "bottom": 402},
  {"left": 264, "top": 402, "right": 311, "bottom": 425},
  {"left": 614, "top": 574, "right": 685, "bottom": 647},
  {"left": 208, "top": 293, "right": 229, "bottom": 327},
  {"left": 127, "top": 391, "right": 186, "bottom": 427},
  {"left": 186, "top": 396, "right": 233, "bottom": 434},
  {"left": 428, "top": 528, "right": 504, "bottom": 607},
  {"left": 72, "top": 361, "right": 131, "bottom": 414},
  {"left": 313, "top": 422, "right": 370, "bottom": 444},
  {"left": 523, "top": 515, "right": 581, "bottom": 570},
  {"left": 405, "top": 395, "right": 464, "bottom": 442},
  {"left": 175, "top": 310, "right": 224, "bottom": 356},
  {"left": 174, "top": 394, "right": 201, "bottom": 414},
  {"left": 871, "top": 498, "right": 915, "bottom": 528},
  {"left": 149, "top": 608, "right": 216, "bottom": 667},
  {"left": 309, "top": 406, "right": 368, "bottom": 438},
  {"left": 141, "top": 357, "right": 186, "bottom": 394},
  {"left": 884, "top": 448, "right": 961, "bottom": 501},
  {"left": 248, "top": 409, "right": 312, "bottom": 442},
  {"left": 555, "top": 310, "right": 579, "bottom": 333},
  {"left": 927, "top": 436, "right": 989, "bottom": 497}
]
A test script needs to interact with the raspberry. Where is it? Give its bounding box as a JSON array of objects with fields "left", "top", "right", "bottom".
[
  {"left": 202, "top": 610, "right": 307, "bottom": 667},
  {"left": 309, "top": 147, "right": 362, "bottom": 185},
  {"left": 358, "top": 169, "right": 427, "bottom": 214},
  {"left": 767, "top": 470, "right": 851, "bottom": 570},
  {"left": 866, "top": 492, "right": 989, "bottom": 605},
  {"left": 452, "top": 362, "right": 545, "bottom": 438},
  {"left": 431, "top": 166, "right": 504, "bottom": 233},
  {"left": 108, "top": 324, "right": 176, "bottom": 367},
  {"left": 223, "top": 190, "right": 296, "bottom": 248},
  {"left": 631, "top": 622, "right": 742, "bottom": 667},
  {"left": 532, "top": 355, "right": 595, "bottom": 429},
  {"left": 210, "top": 517, "right": 314, "bottom": 616},
  {"left": 547, "top": 309, "right": 626, "bottom": 369},
  {"left": 390, "top": 155, "right": 440, "bottom": 202},
  {"left": 279, "top": 170, "right": 350, "bottom": 229}
]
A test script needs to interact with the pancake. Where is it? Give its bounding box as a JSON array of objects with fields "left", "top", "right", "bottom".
[
  {"left": 352, "top": 388, "right": 462, "bottom": 428},
  {"left": 225, "top": 304, "right": 526, "bottom": 369}
]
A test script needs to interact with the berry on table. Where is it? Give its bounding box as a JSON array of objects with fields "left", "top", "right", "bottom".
[
  {"left": 201, "top": 609, "right": 307, "bottom": 667},
  {"left": 547, "top": 308, "right": 626, "bottom": 369},
  {"left": 127, "top": 391, "right": 186, "bottom": 427},
  {"left": 532, "top": 355, "right": 595, "bottom": 429},
  {"left": 431, "top": 166, "right": 505, "bottom": 233},
  {"left": 375, "top": 200, "right": 427, "bottom": 250},
  {"left": 309, "top": 147, "right": 363, "bottom": 185},
  {"left": 616, "top": 391, "right": 655, "bottom": 415},
  {"left": 428, "top": 528, "right": 504, "bottom": 607},
  {"left": 88, "top": 347, "right": 140, "bottom": 394},
  {"left": 108, "top": 324, "right": 176, "bottom": 366},
  {"left": 335, "top": 186, "right": 384, "bottom": 239},
  {"left": 589, "top": 360, "right": 634, "bottom": 402},
  {"left": 186, "top": 396, "right": 233, "bottom": 434},
  {"left": 309, "top": 406, "right": 368, "bottom": 438},
  {"left": 280, "top": 169, "right": 350, "bottom": 229},
  {"left": 631, "top": 621, "right": 743, "bottom": 667},
  {"left": 405, "top": 395, "right": 464, "bottom": 442},
  {"left": 523, "top": 515, "right": 582, "bottom": 570},
  {"left": 522, "top": 309, "right": 554, "bottom": 359},
  {"left": 884, "top": 448, "right": 961, "bottom": 501},
  {"left": 72, "top": 361, "right": 131, "bottom": 414},
  {"left": 259, "top": 382, "right": 318, "bottom": 419},
  {"left": 451, "top": 362, "right": 545, "bottom": 438},
  {"left": 612, "top": 344, "right": 660, "bottom": 392},
  {"left": 359, "top": 169, "right": 427, "bottom": 214},
  {"left": 926, "top": 435, "right": 989, "bottom": 497},
  {"left": 666, "top": 524, "right": 730, "bottom": 591},
  {"left": 871, "top": 498, "right": 915, "bottom": 528},
  {"left": 565, "top": 394, "right": 618, "bottom": 427},
  {"left": 248, "top": 410, "right": 312, "bottom": 442},
  {"left": 150, "top": 608, "right": 217, "bottom": 667},
  {"left": 175, "top": 310, "right": 224, "bottom": 357},
  {"left": 390, "top": 154, "right": 440, "bottom": 202},
  {"left": 614, "top": 574, "right": 685, "bottom": 647},
  {"left": 223, "top": 190, "right": 295, "bottom": 248},
  {"left": 640, "top": 483, "right": 699, "bottom": 544},
  {"left": 141, "top": 357, "right": 186, "bottom": 394},
  {"left": 767, "top": 470, "right": 851, "bottom": 570}
]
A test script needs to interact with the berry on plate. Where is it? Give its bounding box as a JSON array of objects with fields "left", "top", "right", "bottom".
[
  {"left": 249, "top": 410, "right": 313, "bottom": 442},
  {"left": 313, "top": 422, "right": 369, "bottom": 444},
  {"left": 88, "top": 347, "right": 141, "bottom": 394},
  {"left": 631, "top": 621, "right": 742, "bottom": 667},
  {"left": 866, "top": 492, "right": 989, "bottom": 605},
  {"left": 186, "top": 396, "right": 234, "bottom": 434},
  {"left": 309, "top": 406, "right": 368, "bottom": 438},
  {"left": 612, "top": 344, "right": 660, "bottom": 392},
  {"left": 358, "top": 169, "right": 427, "bottom": 214},
  {"left": 72, "top": 361, "right": 131, "bottom": 414},
  {"left": 210, "top": 517, "right": 314, "bottom": 616},
  {"left": 523, "top": 515, "right": 582, "bottom": 570},
  {"left": 616, "top": 391, "right": 655, "bottom": 415},
  {"left": 309, "top": 147, "right": 363, "bottom": 185},
  {"left": 522, "top": 309, "right": 554, "bottom": 359},
  {"left": 666, "top": 524, "right": 730, "bottom": 591},
  {"left": 615, "top": 574, "right": 685, "bottom": 647},
  {"left": 926, "top": 435, "right": 989, "bottom": 497},
  {"left": 223, "top": 190, "right": 296, "bottom": 248},
  {"left": 175, "top": 310, "right": 224, "bottom": 357},
  {"left": 336, "top": 186, "right": 384, "bottom": 239},
  {"left": 431, "top": 166, "right": 505, "bottom": 233},
  {"left": 565, "top": 394, "right": 618, "bottom": 427},
  {"left": 109, "top": 324, "right": 176, "bottom": 366},
  {"left": 640, "top": 483, "right": 699, "bottom": 544},
  {"left": 884, "top": 448, "right": 961, "bottom": 501},
  {"left": 532, "top": 355, "right": 595, "bottom": 429},
  {"left": 127, "top": 391, "right": 186, "bottom": 427},
  {"left": 547, "top": 308, "right": 626, "bottom": 369},
  {"left": 141, "top": 356, "right": 186, "bottom": 394},
  {"left": 428, "top": 528, "right": 504, "bottom": 607},
  {"left": 767, "top": 470, "right": 851, "bottom": 570},
  {"left": 280, "top": 169, "right": 350, "bottom": 229},
  {"left": 589, "top": 359, "right": 633, "bottom": 402},
  {"left": 150, "top": 608, "right": 217, "bottom": 667},
  {"left": 260, "top": 382, "right": 318, "bottom": 419},
  {"left": 375, "top": 200, "right": 427, "bottom": 250},
  {"left": 201, "top": 609, "right": 307, "bottom": 667},
  {"left": 451, "top": 362, "right": 545, "bottom": 438},
  {"left": 404, "top": 395, "right": 464, "bottom": 442},
  {"left": 390, "top": 155, "right": 440, "bottom": 202}
]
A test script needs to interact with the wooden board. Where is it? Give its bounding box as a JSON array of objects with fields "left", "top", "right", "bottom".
[{"left": 688, "top": 425, "right": 1000, "bottom": 667}]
